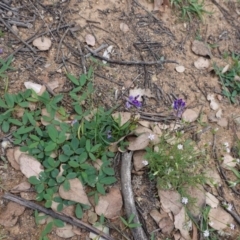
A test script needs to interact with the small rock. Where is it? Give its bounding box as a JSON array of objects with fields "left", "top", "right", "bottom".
[
  {"left": 56, "top": 223, "right": 75, "bottom": 238},
  {"left": 182, "top": 109, "right": 198, "bottom": 123},
  {"left": 120, "top": 23, "right": 129, "bottom": 33},
  {"left": 175, "top": 65, "right": 185, "bottom": 73},
  {"left": 217, "top": 118, "right": 228, "bottom": 127},
  {"left": 191, "top": 40, "right": 211, "bottom": 58},
  {"left": 206, "top": 192, "right": 219, "bottom": 208},
  {"left": 89, "top": 225, "right": 109, "bottom": 240},
  {"left": 194, "top": 57, "right": 210, "bottom": 69},
  {"left": 215, "top": 109, "right": 222, "bottom": 119},
  {"left": 7, "top": 11, "right": 13, "bottom": 16},
  {"left": 11, "top": 25, "right": 19, "bottom": 34},
  {"left": 222, "top": 154, "right": 236, "bottom": 169}
]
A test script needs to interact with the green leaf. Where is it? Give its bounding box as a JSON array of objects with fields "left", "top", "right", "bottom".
[
  {"left": 88, "top": 66, "right": 93, "bottom": 79},
  {"left": 96, "top": 183, "right": 105, "bottom": 195},
  {"left": 99, "top": 177, "right": 117, "bottom": 185},
  {"left": 2, "top": 120, "right": 10, "bottom": 133},
  {"left": 59, "top": 154, "right": 69, "bottom": 162},
  {"left": 41, "top": 222, "right": 54, "bottom": 236},
  {"left": 28, "top": 176, "right": 41, "bottom": 185},
  {"left": 28, "top": 141, "right": 39, "bottom": 149},
  {"left": 16, "top": 126, "right": 34, "bottom": 135},
  {"left": 48, "top": 179, "right": 57, "bottom": 187},
  {"left": 74, "top": 105, "right": 82, "bottom": 115},
  {"left": 89, "top": 152, "right": 96, "bottom": 161},
  {"left": 128, "top": 213, "right": 135, "bottom": 223},
  {"left": 57, "top": 176, "right": 65, "bottom": 183},
  {"left": 57, "top": 203, "right": 64, "bottom": 212},
  {"left": 86, "top": 139, "right": 91, "bottom": 152},
  {"left": 45, "top": 142, "right": 57, "bottom": 152},
  {"left": 68, "top": 160, "right": 80, "bottom": 168},
  {"left": 8, "top": 118, "right": 22, "bottom": 126},
  {"left": 120, "top": 217, "right": 128, "bottom": 226},
  {"left": 62, "top": 144, "right": 74, "bottom": 156},
  {"left": 67, "top": 73, "right": 79, "bottom": 86},
  {"left": 52, "top": 94, "right": 63, "bottom": 104},
  {"left": 79, "top": 152, "right": 88, "bottom": 163},
  {"left": 0, "top": 98, "right": 8, "bottom": 108},
  {"left": 71, "top": 138, "right": 79, "bottom": 151},
  {"left": 4, "top": 93, "right": 15, "bottom": 108},
  {"left": 36, "top": 183, "right": 45, "bottom": 193},
  {"left": 102, "top": 167, "right": 115, "bottom": 176},
  {"left": 18, "top": 101, "right": 29, "bottom": 108},
  {"left": 66, "top": 172, "right": 77, "bottom": 179},
  {"left": 63, "top": 179, "right": 70, "bottom": 191},
  {"left": 43, "top": 193, "right": 52, "bottom": 200},
  {"left": 75, "top": 204, "right": 83, "bottom": 219},
  {"left": 128, "top": 223, "right": 142, "bottom": 228},
  {"left": 26, "top": 112, "right": 36, "bottom": 126},
  {"left": 53, "top": 197, "right": 63, "bottom": 203},
  {"left": 90, "top": 144, "right": 102, "bottom": 153},
  {"left": 53, "top": 219, "right": 64, "bottom": 227},
  {"left": 48, "top": 127, "right": 58, "bottom": 142},
  {"left": 80, "top": 74, "right": 87, "bottom": 86},
  {"left": 29, "top": 134, "right": 40, "bottom": 141}
]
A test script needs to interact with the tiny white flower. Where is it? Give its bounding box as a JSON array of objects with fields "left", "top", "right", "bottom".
[
  {"left": 177, "top": 144, "right": 183, "bottom": 150},
  {"left": 230, "top": 223, "right": 235, "bottom": 230},
  {"left": 142, "top": 160, "right": 148, "bottom": 166},
  {"left": 181, "top": 197, "right": 188, "bottom": 205},
  {"left": 227, "top": 203, "right": 233, "bottom": 211},
  {"left": 148, "top": 133, "right": 155, "bottom": 141},
  {"left": 209, "top": 221, "right": 214, "bottom": 226},
  {"left": 169, "top": 156, "right": 174, "bottom": 159},
  {"left": 228, "top": 181, "right": 237, "bottom": 187},
  {"left": 226, "top": 148, "right": 230, "bottom": 153},
  {"left": 203, "top": 230, "right": 210, "bottom": 237},
  {"left": 224, "top": 142, "right": 229, "bottom": 147},
  {"left": 236, "top": 159, "right": 240, "bottom": 163}
]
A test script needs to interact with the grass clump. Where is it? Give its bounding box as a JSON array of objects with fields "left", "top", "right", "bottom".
[
  {"left": 171, "top": 0, "right": 210, "bottom": 20},
  {"left": 145, "top": 133, "right": 207, "bottom": 193},
  {"left": 214, "top": 53, "right": 240, "bottom": 103}
]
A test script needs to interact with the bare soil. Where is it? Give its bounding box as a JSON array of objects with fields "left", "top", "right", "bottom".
[{"left": 1, "top": 0, "right": 240, "bottom": 239}]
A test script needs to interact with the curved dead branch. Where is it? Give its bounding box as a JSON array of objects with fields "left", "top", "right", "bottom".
[{"left": 121, "top": 151, "right": 148, "bottom": 240}]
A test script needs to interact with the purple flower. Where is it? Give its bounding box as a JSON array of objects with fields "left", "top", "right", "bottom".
[
  {"left": 173, "top": 99, "right": 186, "bottom": 117},
  {"left": 0, "top": 48, "right": 3, "bottom": 54},
  {"left": 126, "top": 95, "right": 142, "bottom": 109},
  {"left": 106, "top": 130, "right": 112, "bottom": 139},
  {"left": 71, "top": 119, "right": 78, "bottom": 126}
]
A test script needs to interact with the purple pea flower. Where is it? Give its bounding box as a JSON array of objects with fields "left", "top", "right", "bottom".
[
  {"left": 173, "top": 99, "right": 186, "bottom": 117},
  {"left": 126, "top": 95, "right": 142, "bottom": 109}
]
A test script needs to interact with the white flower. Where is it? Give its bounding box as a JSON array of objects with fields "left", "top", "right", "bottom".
[
  {"left": 203, "top": 230, "right": 210, "bottom": 237},
  {"left": 223, "top": 142, "right": 229, "bottom": 147},
  {"left": 209, "top": 221, "right": 214, "bottom": 226},
  {"left": 142, "top": 160, "right": 148, "bottom": 166},
  {"left": 226, "top": 148, "right": 230, "bottom": 153},
  {"left": 177, "top": 144, "right": 183, "bottom": 150},
  {"left": 181, "top": 197, "right": 188, "bottom": 205},
  {"left": 236, "top": 159, "right": 240, "bottom": 163},
  {"left": 148, "top": 133, "right": 155, "bottom": 141},
  {"left": 230, "top": 223, "right": 235, "bottom": 230},
  {"left": 169, "top": 156, "right": 174, "bottom": 159},
  {"left": 226, "top": 203, "right": 233, "bottom": 211}
]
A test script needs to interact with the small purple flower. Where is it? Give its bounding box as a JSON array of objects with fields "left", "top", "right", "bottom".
[
  {"left": 126, "top": 95, "right": 142, "bottom": 109},
  {"left": 173, "top": 99, "right": 186, "bottom": 117},
  {"left": 71, "top": 119, "right": 78, "bottom": 126},
  {"left": 106, "top": 130, "right": 112, "bottom": 139},
  {"left": 0, "top": 48, "right": 3, "bottom": 54}
]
